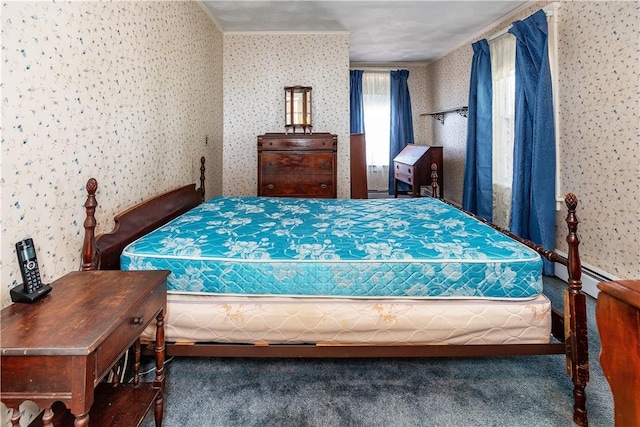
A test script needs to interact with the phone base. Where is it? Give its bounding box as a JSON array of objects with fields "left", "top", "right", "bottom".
[{"left": 10, "top": 284, "right": 52, "bottom": 303}]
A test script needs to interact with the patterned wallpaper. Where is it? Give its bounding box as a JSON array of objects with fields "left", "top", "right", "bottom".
[
  {"left": 555, "top": 1, "right": 639, "bottom": 279},
  {"left": 1, "top": 1, "right": 222, "bottom": 422},
  {"left": 405, "top": 65, "right": 429, "bottom": 146},
  {"left": 221, "top": 33, "right": 350, "bottom": 198},
  {"left": 425, "top": 47, "right": 471, "bottom": 203},
  {"left": 426, "top": 1, "right": 639, "bottom": 278}
]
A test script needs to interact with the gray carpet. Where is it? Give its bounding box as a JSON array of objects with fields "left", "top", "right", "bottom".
[{"left": 140, "top": 277, "right": 613, "bottom": 427}]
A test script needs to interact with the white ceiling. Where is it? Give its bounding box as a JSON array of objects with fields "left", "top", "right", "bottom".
[{"left": 201, "top": 1, "right": 529, "bottom": 63}]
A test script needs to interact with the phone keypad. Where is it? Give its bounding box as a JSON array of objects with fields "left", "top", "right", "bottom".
[{"left": 24, "top": 262, "right": 42, "bottom": 292}]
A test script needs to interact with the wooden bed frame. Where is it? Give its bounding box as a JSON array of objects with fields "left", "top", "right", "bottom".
[{"left": 81, "top": 158, "right": 589, "bottom": 426}]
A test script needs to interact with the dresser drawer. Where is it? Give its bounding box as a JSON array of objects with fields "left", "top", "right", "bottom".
[
  {"left": 394, "top": 162, "right": 414, "bottom": 185},
  {"left": 260, "top": 175, "right": 334, "bottom": 198},
  {"left": 95, "top": 286, "right": 165, "bottom": 381},
  {"left": 261, "top": 153, "right": 334, "bottom": 176},
  {"left": 259, "top": 135, "right": 336, "bottom": 151},
  {"left": 394, "top": 162, "right": 413, "bottom": 176}
]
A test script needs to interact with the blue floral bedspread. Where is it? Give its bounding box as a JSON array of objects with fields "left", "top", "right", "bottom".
[{"left": 121, "top": 196, "right": 542, "bottom": 299}]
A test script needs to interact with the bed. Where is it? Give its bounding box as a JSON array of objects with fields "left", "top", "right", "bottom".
[{"left": 80, "top": 158, "right": 589, "bottom": 426}]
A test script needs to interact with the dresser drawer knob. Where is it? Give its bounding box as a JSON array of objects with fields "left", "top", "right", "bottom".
[
  {"left": 320, "top": 161, "right": 328, "bottom": 168},
  {"left": 267, "top": 184, "right": 275, "bottom": 190},
  {"left": 320, "top": 184, "right": 328, "bottom": 189},
  {"left": 407, "top": 177, "right": 411, "bottom": 182},
  {"left": 132, "top": 316, "right": 145, "bottom": 325},
  {"left": 407, "top": 168, "right": 412, "bottom": 173}
]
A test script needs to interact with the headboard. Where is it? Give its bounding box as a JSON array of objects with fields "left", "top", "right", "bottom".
[{"left": 82, "top": 157, "right": 206, "bottom": 271}]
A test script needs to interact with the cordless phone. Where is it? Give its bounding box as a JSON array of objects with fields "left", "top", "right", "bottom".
[
  {"left": 17, "top": 238, "right": 43, "bottom": 293},
  {"left": 10, "top": 238, "right": 52, "bottom": 303}
]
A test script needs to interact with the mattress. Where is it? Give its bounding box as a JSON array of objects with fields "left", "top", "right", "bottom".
[
  {"left": 140, "top": 293, "right": 552, "bottom": 345},
  {"left": 122, "top": 196, "right": 543, "bottom": 300}
]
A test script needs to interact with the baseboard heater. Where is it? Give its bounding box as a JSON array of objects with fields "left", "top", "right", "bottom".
[{"left": 554, "top": 250, "right": 619, "bottom": 298}]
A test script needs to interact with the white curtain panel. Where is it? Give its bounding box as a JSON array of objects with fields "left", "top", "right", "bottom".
[
  {"left": 366, "top": 164, "right": 390, "bottom": 192},
  {"left": 362, "top": 71, "right": 391, "bottom": 192},
  {"left": 489, "top": 34, "right": 516, "bottom": 230}
]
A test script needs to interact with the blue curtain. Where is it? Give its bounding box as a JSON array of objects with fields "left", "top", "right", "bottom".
[
  {"left": 509, "top": 9, "right": 556, "bottom": 275},
  {"left": 462, "top": 40, "right": 493, "bottom": 221},
  {"left": 389, "top": 70, "right": 414, "bottom": 193},
  {"left": 350, "top": 70, "right": 365, "bottom": 134}
]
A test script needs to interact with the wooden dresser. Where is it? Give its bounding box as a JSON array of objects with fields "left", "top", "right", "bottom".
[
  {"left": 596, "top": 279, "right": 640, "bottom": 426},
  {"left": 257, "top": 133, "right": 337, "bottom": 198},
  {"left": 393, "top": 144, "right": 443, "bottom": 198}
]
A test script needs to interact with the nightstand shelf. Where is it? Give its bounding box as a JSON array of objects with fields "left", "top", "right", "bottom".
[{"left": 28, "top": 384, "right": 158, "bottom": 427}]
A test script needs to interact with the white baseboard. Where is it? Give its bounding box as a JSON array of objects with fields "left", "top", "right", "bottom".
[{"left": 553, "top": 251, "right": 619, "bottom": 299}]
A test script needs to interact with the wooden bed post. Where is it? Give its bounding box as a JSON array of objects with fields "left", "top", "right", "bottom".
[
  {"left": 81, "top": 178, "right": 98, "bottom": 271},
  {"left": 200, "top": 156, "right": 206, "bottom": 203},
  {"left": 430, "top": 163, "right": 439, "bottom": 198},
  {"left": 564, "top": 193, "right": 589, "bottom": 426}
]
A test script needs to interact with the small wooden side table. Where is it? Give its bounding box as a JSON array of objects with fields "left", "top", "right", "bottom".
[
  {"left": 1, "top": 270, "right": 169, "bottom": 427},
  {"left": 596, "top": 279, "right": 640, "bottom": 426},
  {"left": 393, "top": 145, "right": 443, "bottom": 198}
]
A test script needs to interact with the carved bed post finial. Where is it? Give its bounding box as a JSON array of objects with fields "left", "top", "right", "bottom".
[
  {"left": 200, "top": 156, "right": 206, "bottom": 203},
  {"left": 564, "top": 192, "right": 589, "bottom": 426},
  {"left": 82, "top": 178, "right": 98, "bottom": 271},
  {"left": 565, "top": 192, "right": 581, "bottom": 289},
  {"left": 431, "top": 163, "right": 439, "bottom": 198}
]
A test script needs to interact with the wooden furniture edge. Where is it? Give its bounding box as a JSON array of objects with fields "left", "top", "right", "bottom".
[
  {"left": 597, "top": 280, "right": 640, "bottom": 309},
  {"left": 596, "top": 279, "right": 640, "bottom": 426},
  {"left": 144, "top": 342, "right": 566, "bottom": 358},
  {"left": 80, "top": 163, "right": 589, "bottom": 427}
]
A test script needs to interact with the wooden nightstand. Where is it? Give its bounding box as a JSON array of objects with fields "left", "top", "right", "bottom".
[{"left": 1, "top": 270, "right": 168, "bottom": 427}]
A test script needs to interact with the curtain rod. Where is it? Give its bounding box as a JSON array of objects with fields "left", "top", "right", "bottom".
[
  {"left": 349, "top": 68, "right": 393, "bottom": 72},
  {"left": 487, "top": 8, "right": 554, "bottom": 42}
]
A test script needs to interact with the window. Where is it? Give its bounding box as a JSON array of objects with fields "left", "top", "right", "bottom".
[
  {"left": 362, "top": 71, "right": 391, "bottom": 191},
  {"left": 488, "top": 7, "right": 560, "bottom": 230},
  {"left": 489, "top": 34, "right": 516, "bottom": 230}
]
